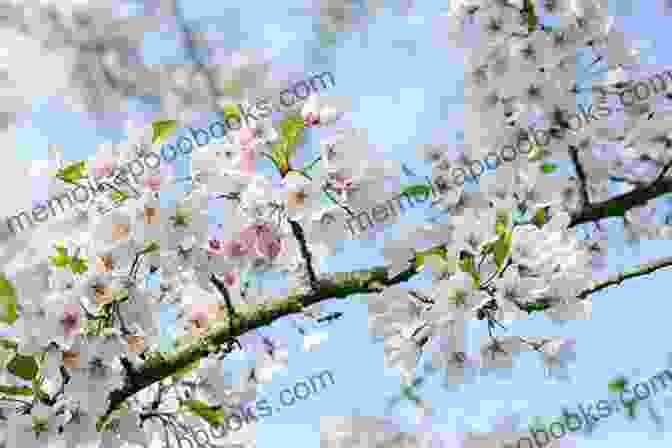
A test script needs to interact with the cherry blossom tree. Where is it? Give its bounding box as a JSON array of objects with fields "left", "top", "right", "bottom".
[{"left": 1, "top": 0, "right": 672, "bottom": 447}]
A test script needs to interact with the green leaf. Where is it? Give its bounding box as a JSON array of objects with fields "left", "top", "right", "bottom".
[
  {"left": 0, "top": 337, "right": 18, "bottom": 350},
  {"left": 272, "top": 113, "right": 305, "bottom": 164},
  {"left": 142, "top": 241, "right": 160, "bottom": 254},
  {"left": 49, "top": 253, "right": 72, "bottom": 268},
  {"left": 222, "top": 103, "right": 242, "bottom": 122},
  {"left": 54, "top": 242, "right": 68, "bottom": 257},
  {"left": 458, "top": 250, "right": 480, "bottom": 287},
  {"left": 608, "top": 376, "right": 628, "bottom": 393},
  {"left": 181, "top": 399, "right": 226, "bottom": 426},
  {"left": 0, "top": 274, "right": 17, "bottom": 325},
  {"left": 7, "top": 354, "right": 39, "bottom": 380},
  {"left": 56, "top": 161, "right": 88, "bottom": 184},
  {"left": 493, "top": 230, "right": 513, "bottom": 272},
  {"left": 414, "top": 245, "right": 449, "bottom": 270},
  {"left": 110, "top": 191, "right": 130, "bottom": 202},
  {"left": 151, "top": 120, "right": 178, "bottom": 145},
  {"left": 524, "top": 0, "right": 538, "bottom": 33},
  {"left": 525, "top": 302, "right": 550, "bottom": 313},
  {"left": 172, "top": 208, "right": 193, "bottom": 227},
  {"left": 531, "top": 206, "right": 552, "bottom": 229},
  {"left": 112, "top": 288, "right": 129, "bottom": 303},
  {"left": 495, "top": 208, "right": 512, "bottom": 235},
  {"left": 400, "top": 184, "right": 433, "bottom": 199},
  {"left": 70, "top": 256, "right": 88, "bottom": 274},
  {"left": 624, "top": 400, "right": 639, "bottom": 420},
  {"left": 0, "top": 384, "right": 33, "bottom": 396},
  {"left": 541, "top": 162, "right": 558, "bottom": 174}
]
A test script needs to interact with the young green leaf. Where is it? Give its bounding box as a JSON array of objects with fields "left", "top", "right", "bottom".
[
  {"left": 56, "top": 161, "right": 88, "bottom": 184},
  {"left": 524, "top": 0, "right": 538, "bottom": 33},
  {"left": 541, "top": 162, "right": 558, "bottom": 174},
  {"left": 171, "top": 358, "right": 201, "bottom": 379},
  {"left": 0, "top": 384, "right": 33, "bottom": 396},
  {"left": 112, "top": 288, "right": 129, "bottom": 303},
  {"left": 142, "top": 241, "right": 160, "bottom": 254},
  {"left": 414, "top": 245, "right": 449, "bottom": 271},
  {"left": 181, "top": 399, "right": 226, "bottom": 426},
  {"left": 7, "top": 354, "right": 39, "bottom": 380},
  {"left": 110, "top": 190, "right": 130, "bottom": 202},
  {"left": 495, "top": 208, "right": 512, "bottom": 235},
  {"left": 458, "top": 250, "right": 480, "bottom": 287},
  {"left": 493, "top": 230, "right": 513, "bottom": 272},
  {"left": 151, "top": 120, "right": 178, "bottom": 145},
  {"left": 70, "top": 256, "right": 89, "bottom": 274},
  {"left": 608, "top": 376, "right": 628, "bottom": 393},
  {"left": 0, "top": 274, "right": 18, "bottom": 325},
  {"left": 400, "top": 184, "right": 433, "bottom": 200},
  {"left": 525, "top": 302, "right": 550, "bottom": 313},
  {"left": 531, "top": 206, "right": 552, "bottom": 229},
  {"left": 273, "top": 113, "right": 305, "bottom": 161},
  {"left": 222, "top": 103, "right": 242, "bottom": 122},
  {"left": 624, "top": 400, "right": 639, "bottom": 420},
  {"left": 49, "top": 253, "right": 72, "bottom": 268}
]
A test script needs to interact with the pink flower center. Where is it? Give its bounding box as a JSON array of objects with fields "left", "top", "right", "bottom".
[
  {"left": 61, "top": 306, "right": 81, "bottom": 336},
  {"left": 304, "top": 112, "right": 320, "bottom": 127},
  {"left": 94, "top": 160, "right": 115, "bottom": 178}
]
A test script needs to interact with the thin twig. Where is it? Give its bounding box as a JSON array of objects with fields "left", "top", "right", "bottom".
[
  {"left": 209, "top": 273, "right": 236, "bottom": 319},
  {"left": 289, "top": 220, "right": 319, "bottom": 291},
  {"left": 654, "top": 159, "right": 672, "bottom": 184}
]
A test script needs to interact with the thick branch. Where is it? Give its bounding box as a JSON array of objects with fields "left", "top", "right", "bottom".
[
  {"left": 568, "top": 175, "right": 672, "bottom": 228},
  {"left": 98, "top": 264, "right": 418, "bottom": 426},
  {"left": 95, "top": 249, "right": 672, "bottom": 428}
]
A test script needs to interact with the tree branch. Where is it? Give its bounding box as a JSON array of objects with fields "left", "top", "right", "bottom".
[
  {"left": 569, "top": 145, "right": 591, "bottom": 209},
  {"left": 576, "top": 255, "right": 672, "bottom": 300},
  {"left": 568, "top": 176, "right": 672, "bottom": 228},
  {"left": 97, "top": 263, "right": 418, "bottom": 428},
  {"left": 94, "top": 247, "right": 672, "bottom": 430},
  {"left": 288, "top": 219, "right": 319, "bottom": 290}
]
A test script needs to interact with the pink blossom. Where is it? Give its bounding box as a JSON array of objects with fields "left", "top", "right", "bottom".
[
  {"left": 221, "top": 271, "right": 240, "bottom": 289},
  {"left": 190, "top": 304, "right": 210, "bottom": 323},
  {"left": 207, "top": 239, "right": 226, "bottom": 256},
  {"left": 94, "top": 159, "right": 115, "bottom": 178},
  {"left": 238, "top": 147, "right": 257, "bottom": 174},
  {"left": 303, "top": 112, "right": 321, "bottom": 128},
  {"left": 60, "top": 304, "right": 81, "bottom": 337},
  {"left": 332, "top": 175, "right": 354, "bottom": 194},
  {"left": 239, "top": 223, "right": 273, "bottom": 252},
  {"left": 239, "top": 127, "right": 256, "bottom": 147},
  {"left": 221, "top": 239, "right": 249, "bottom": 257},
  {"left": 144, "top": 175, "right": 162, "bottom": 192},
  {"left": 255, "top": 233, "right": 285, "bottom": 258}
]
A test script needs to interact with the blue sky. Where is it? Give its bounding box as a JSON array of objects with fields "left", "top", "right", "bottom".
[{"left": 7, "top": 0, "right": 672, "bottom": 447}]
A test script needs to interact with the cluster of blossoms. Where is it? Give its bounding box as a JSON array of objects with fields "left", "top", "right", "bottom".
[
  {"left": 323, "top": 0, "right": 672, "bottom": 446},
  {"left": 1, "top": 0, "right": 672, "bottom": 447},
  {"left": 0, "top": 80, "right": 410, "bottom": 447}
]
